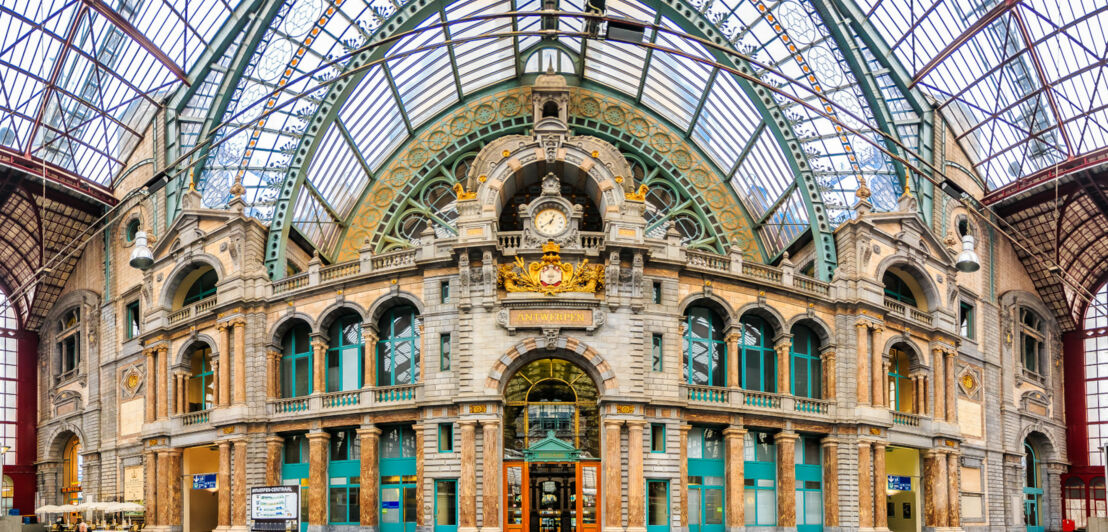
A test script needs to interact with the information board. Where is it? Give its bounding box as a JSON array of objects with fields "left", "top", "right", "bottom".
[
  {"left": 887, "top": 475, "right": 911, "bottom": 491},
  {"left": 193, "top": 473, "right": 217, "bottom": 490},
  {"left": 251, "top": 486, "right": 300, "bottom": 531}
]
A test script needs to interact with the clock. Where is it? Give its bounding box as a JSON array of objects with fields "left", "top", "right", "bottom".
[{"left": 535, "top": 207, "right": 568, "bottom": 237}]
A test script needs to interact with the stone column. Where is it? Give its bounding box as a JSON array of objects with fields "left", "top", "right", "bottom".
[
  {"left": 626, "top": 421, "right": 645, "bottom": 531},
  {"left": 363, "top": 328, "right": 378, "bottom": 388},
  {"left": 217, "top": 441, "right": 232, "bottom": 527},
  {"left": 265, "top": 436, "right": 284, "bottom": 485},
  {"left": 858, "top": 442, "right": 872, "bottom": 528},
  {"left": 856, "top": 322, "right": 870, "bottom": 405},
  {"left": 723, "top": 427, "right": 746, "bottom": 528},
  {"left": 459, "top": 420, "right": 478, "bottom": 531},
  {"left": 775, "top": 431, "right": 798, "bottom": 527},
  {"left": 233, "top": 438, "right": 248, "bottom": 526},
  {"left": 414, "top": 424, "right": 426, "bottom": 527},
  {"left": 358, "top": 426, "right": 381, "bottom": 526},
  {"left": 947, "top": 452, "right": 961, "bottom": 528},
  {"left": 144, "top": 450, "right": 158, "bottom": 526},
  {"left": 879, "top": 359, "right": 890, "bottom": 409},
  {"left": 932, "top": 349, "right": 945, "bottom": 421},
  {"left": 219, "top": 324, "right": 231, "bottom": 406},
  {"left": 157, "top": 450, "right": 170, "bottom": 525},
  {"left": 726, "top": 332, "right": 740, "bottom": 389},
  {"left": 176, "top": 372, "right": 186, "bottom": 415},
  {"left": 603, "top": 420, "right": 623, "bottom": 532},
  {"left": 233, "top": 320, "right": 247, "bottom": 404},
  {"left": 872, "top": 328, "right": 885, "bottom": 407},
  {"left": 164, "top": 449, "right": 183, "bottom": 526},
  {"left": 678, "top": 425, "right": 690, "bottom": 528},
  {"left": 483, "top": 421, "right": 501, "bottom": 531},
  {"left": 307, "top": 432, "right": 331, "bottom": 526},
  {"left": 312, "top": 338, "right": 327, "bottom": 394},
  {"left": 211, "top": 357, "right": 220, "bottom": 406},
  {"left": 267, "top": 350, "right": 281, "bottom": 399},
  {"left": 820, "top": 349, "right": 836, "bottom": 399},
  {"left": 145, "top": 351, "right": 156, "bottom": 422},
  {"left": 775, "top": 338, "right": 792, "bottom": 394},
  {"left": 821, "top": 438, "right": 839, "bottom": 527},
  {"left": 944, "top": 351, "right": 956, "bottom": 422},
  {"left": 873, "top": 442, "right": 887, "bottom": 529},
  {"left": 157, "top": 346, "right": 168, "bottom": 419},
  {"left": 922, "top": 450, "right": 948, "bottom": 528}
]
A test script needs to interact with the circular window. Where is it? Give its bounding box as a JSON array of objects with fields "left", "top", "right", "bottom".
[{"left": 125, "top": 219, "right": 141, "bottom": 243}]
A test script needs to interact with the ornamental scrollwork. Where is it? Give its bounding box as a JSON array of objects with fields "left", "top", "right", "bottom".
[{"left": 497, "top": 242, "right": 604, "bottom": 295}]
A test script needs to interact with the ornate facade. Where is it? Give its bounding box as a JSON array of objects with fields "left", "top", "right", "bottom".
[{"left": 35, "top": 76, "right": 1067, "bottom": 532}]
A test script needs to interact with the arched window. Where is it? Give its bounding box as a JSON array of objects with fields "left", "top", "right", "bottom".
[
  {"left": 376, "top": 306, "right": 420, "bottom": 386},
  {"left": 1064, "top": 477, "right": 1087, "bottom": 528},
  {"left": 56, "top": 307, "right": 81, "bottom": 379},
  {"left": 1093, "top": 477, "right": 1107, "bottom": 518},
  {"left": 183, "top": 268, "right": 218, "bottom": 305},
  {"left": 503, "top": 358, "right": 600, "bottom": 459},
  {"left": 882, "top": 270, "right": 919, "bottom": 308},
  {"left": 741, "top": 316, "right": 775, "bottom": 393},
  {"left": 281, "top": 322, "right": 312, "bottom": 397},
  {"left": 1020, "top": 307, "right": 1045, "bottom": 375},
  {"left": 61, "top": 435, "right": 82, "bottom": 504},
  {"left": 790, "top": 324, "right": 821, "bottom": 399},
  {"left": 683, "top": 307, "right": 726, "bottom": 387},
  {"left": 887, "top": 346, "right": 914, "bottom": 413},
  {"left": 1024, "top": 441, "right": 1043, "bottom": 530},
  {"left": 327, "top": 314, "right": 364, "bottom": 392},
  {"left": 187, "top": 345, "right": 215, "bottom": 411}
]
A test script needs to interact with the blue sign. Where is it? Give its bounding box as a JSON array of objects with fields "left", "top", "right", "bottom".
[
  {"left": 382, "top": 501, "right": 400, "bottom": 509},
  {"left": 887, "top": 475, "right": 911, "bottom": 491},
  {"left": 193, "top": 473, "right": 217, "bottom": 490}
]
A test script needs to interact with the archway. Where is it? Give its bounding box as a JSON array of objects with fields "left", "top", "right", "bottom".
[{"left": 502, "top": 357, "right": 601, "bottom": 532}]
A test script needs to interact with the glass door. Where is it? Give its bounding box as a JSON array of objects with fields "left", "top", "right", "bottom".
[
  {"left": 687, "top": 479, "right": 724, "bottom": 532},
  {"left": 646, "top": 480, "right": 669, "bottom": 532},
  {"left": 381, "top": 476, "right": 418, "bottom": 532},
  {"left": 505, "top": 463, "right": 529, "bottom": 532},
  {"left": 577, "top": 463, "right": 600, "bottom": 532}
]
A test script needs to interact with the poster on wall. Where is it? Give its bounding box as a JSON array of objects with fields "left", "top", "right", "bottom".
[
  {"left": 251, "top": 486, "right": 300, "bottom": 531},
  {"left": 123, "top": 466, "right": 144, "bottom": 501}
]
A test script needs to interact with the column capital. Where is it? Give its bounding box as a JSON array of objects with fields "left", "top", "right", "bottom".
[
  {"left": 480, "top": 418, "right": 501, "bottom": 428},
  {"left": 819, "top": 436, "right": 841, "bottom": 447},
  {"left": 357, "top": 426, "right": 383, "bottom": 438},
  {"left": 603, "top": 418, "right": 625, "bottom": 428},
  {"left": 678, "top": 424, "right": 692, "bottom": 433},
  {"left": 217, "top": 439, "right": 232, "bottom": 450},
  {"left": 872, "top": 441, "right": 887, "bottom": 451},
  {"left": 159, "top": 447, "right": 184, "bottom": 457},
  {"left": 624, "top": 419, "right": 648, "bottom": 429},
  {"left": 232, "top": 318, "right": 247, "bottom": 328},
  {"left": 457, "top": 419, "right": 479, "bottom": 428},
  {"left": 722, "top": 426, "right": 747, "bottom": 438},
  {"left": 266, "top": 435, "right": 285, "bottom": 445},
  {"left": 773, "top": 430, "right": 799, "bottom": 443},
  {"left": 306, "top": 431, "right": 331, "bottom": 442},
  {"left": 228, "top": 436, "right": 249, "bottom": 445},
  {"left": 310, "top": 338, "right": 328, "bottom": 350}
]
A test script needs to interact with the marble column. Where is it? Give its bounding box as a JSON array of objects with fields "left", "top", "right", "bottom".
[
  {"left": 603, "top": 420, "right": 623, "bottom": 531},
  {"left": 856, "top": 322, "right": 870, "bottom": 405},
  {"left": 265, "top": 436, "right": 284, "bottom": 485},
  {"left": 363, "top": 328, "right": 378, "bottom": 388},
  {"left": 775, "top": 431, "right": 798, "bottom": 527},
  {"left": 219, "top": 324, "right": 231, "bottom": 406},
  {"left": 857, "top": 442, "right": 873, "bottom": 528},
  {"left": 820, "top": 349, "right": 836, "bottom": 399},
  {"left": 233, "top": 438, "right": 248, "bottom": 526},
  {"left": 175, "top": 372, "right": 186, "bottom": 415},
  {"left": 233, "top": 320, "right": 247, "bottom": 404},
  {"left": 459, "top": 420, "right": 478, "bottom": 530},
  {"left": 944, "top": 351, "right": 956, "bottom": 422},
  {"left": 358, "top": 426, "right": 381, "bottom": 526},
  {"left": 157, "top": 346, "right": 168, "bottom": 419},
  {"left": 144, "top": 450, "right": 158, "bottom": 526},
  {"left": 307, "top": 432, "right": 331, "bottom": 526},
  {"left": 211, "top": 357, "right": 221, "bottom": 406},
  {"left": 678, "top": 425, "right": 690, "bottom": 528},
  {"left": 873, "top": 442, "right": 887, "bottom": 529},
  {"left": 723, "top": 427, "right": 746, "bottom": 528},
  {"left": 483, "top": 421, "right": 501, "bottom": 531},
  {"left": 932, "top": 349, "right": 945, "bottom": 421},
  {"left": 922, "top": 450, "right": 948, "bottom": 528},
  {"left": 626, "top": 421, "right": 645, "bottom": 531},
  {"left": 217, "top": 441, "right": 232, "bottom": 527},
  {"left": 947, "top": 452, "right": 961, "bottom": 528},
  {"left": 726, "top": 332, "right": 740, "bottom": 389},
  {"left": 267, "top": 350, "right": 281, "bottom": 399},
  {"left": 414, "top": 424, "right": 426, "bottom": 527},
  {"left": 872, "top": 328, "right": 885, "bottom": 407},
  {"left": 880, "top": 360, "right": 891, "bottom": 408},
  {"left": 157, "top": 449, "right": 170, "bottom": 525},
  {"left": 164, "top": 449, "right": 183, "bottom": 526},
  {"left": 312, "top": 338, "right": 327, "bottom": 394},
  {"left": 821, "top": 438, "right": 839, "bottom": 527},
  {"left": 145, "top": 351, "right": 156, "bottom": 423},
  {"left": 775, "top": 338, "right": 792, "bottom": 395}
]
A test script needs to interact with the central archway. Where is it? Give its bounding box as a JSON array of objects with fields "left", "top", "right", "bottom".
[{"left": 503, "top": 357, "right": 600, "bottom": 460}]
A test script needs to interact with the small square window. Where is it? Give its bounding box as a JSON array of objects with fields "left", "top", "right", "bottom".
[
  {"left": 960, "top": 302, "right": 975, "bottom": 340},
  {"left": 438, "top": 423, "right": 454, "bottom": 452},
  {"left": 652, "top": 281, "right": 662, "bottom": 304},
  {"left": 125, "top": 301, "right": 140, "bottom": 340},
  {"left": 651, "top": 333, "right": 663, "bottom": 372},
  {"left": 440, "top": 334, "right": 451, "bottom": 371},
  {"left": 441, "top": 281, "right": 451, "bottom": 304},
  {"left": 650, "top": 423, "right": 665, "bottom": 453}
]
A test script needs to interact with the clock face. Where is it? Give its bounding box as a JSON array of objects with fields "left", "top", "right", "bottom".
[{"left": 534, "top": 207, "right": 568, "bottom": 236}]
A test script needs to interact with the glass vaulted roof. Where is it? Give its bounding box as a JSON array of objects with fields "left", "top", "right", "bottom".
[
  {"left": 0, "top": 0, "right": 243, "bottom": 185},
  {"left": 859, "top": 0, "right": 1108, "bottom": 191}
]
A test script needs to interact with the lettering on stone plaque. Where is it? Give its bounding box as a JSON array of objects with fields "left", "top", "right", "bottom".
[
  {"left": 509, "top": 308, "right": 593, "bottom": 328},
  {"left": 123, "top": 466, "right": 143, "bottom": 501}
]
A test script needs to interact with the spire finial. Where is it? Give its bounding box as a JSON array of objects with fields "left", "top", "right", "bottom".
[
  {"left": 901, "top": 167, "right": 913, "bottom": 198},
  {"left": 855, "top": 175, "right": 871, "bottom": 200}
]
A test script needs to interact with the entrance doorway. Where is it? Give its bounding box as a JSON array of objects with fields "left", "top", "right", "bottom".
[
  {"left": 503, "top": 462, "right": 599, "bottom": 532},
  {"left": 886, "top": 447, "right": 921, "bottom": 532}
]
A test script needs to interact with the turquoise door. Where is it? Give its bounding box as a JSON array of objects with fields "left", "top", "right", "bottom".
[
  {"left": 1024, "top": 442, "right": 1044, "bottom": 532},
  {"left": 687, "top": 427, "right": 724, "bottom": 532},
  {"left": 795, "top": 437, "right": 823, "bottom": 532},
  {"left": 281, "top": 435, "right": 309, "bottom": 532},
  {"left": 381, "top": 425, "right": 418, "bottom": 532},
  {"left": 435, "top": 479, "right": 458, "bottom": 532},
  {"left": 687, "top": 483, "right": 724, "bottom": 532},
  {"left": 646, "top": 480, "right": 669, "bottom": 532}
]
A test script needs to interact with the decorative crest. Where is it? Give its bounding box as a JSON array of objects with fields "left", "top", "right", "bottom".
[
  {"left": 453, "top": 182, "right": 476, "bottom": 201},
  {"left": 498, "top": 241, "right": 604, "bottom": 295}
]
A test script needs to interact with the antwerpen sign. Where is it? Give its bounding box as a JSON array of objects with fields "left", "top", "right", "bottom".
[{"left": 509, "top": 308, "right": 593, "bottom": 328}]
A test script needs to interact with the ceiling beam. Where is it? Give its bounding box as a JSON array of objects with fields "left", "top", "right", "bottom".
[
  {"left": 909, "top": 0, "right": 1020, "bottom": 88},
  {"left": 82, "top": 0, "right": 189, "bottom": 84}
]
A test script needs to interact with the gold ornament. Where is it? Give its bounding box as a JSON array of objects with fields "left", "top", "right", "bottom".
[
  {"left": 453, "top": 182, "right": 476, "bottom": 200},
  {"left": 626, "top": 184, "right": 648, "bottom": 201},
  {"left": 960, "top": 373, "right": 976, "bottom": 391},
  {"left": 901, "top": 168, "right": 913, "bottom": 198},
  {"left": 855, "top": 175, "right": 871, "bottom": 200},
  {"left": 497, "top": 241, "right": 605, "bottom": 295}
]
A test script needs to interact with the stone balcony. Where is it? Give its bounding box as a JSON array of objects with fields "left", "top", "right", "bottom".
[
  {"left": 266, "top": 383, "right": 424, "bottom": 419},
  {"left": 679, "top": 384, "right": 836, "bottom": 418}
]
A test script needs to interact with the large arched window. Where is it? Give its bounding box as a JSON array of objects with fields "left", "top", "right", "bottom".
[
  {"left": 683, "top": 307, "right": 726, "bottom": 387},
  {"left": 882, "top": 270, "right": 920, "bottom": 308},
  {"left": 62, "top": 435, "right": 82, "bottom": 504},
  {"left": 281, "top": 322, "right": 312, "bottom": 397},
  {"left": 887, "top": 346, "right": 914, "bottom": 413},
  {"left": 56, "top": 307, "right": 81, "bottom": 379},
  {"left": 503, "top": 358, "right": 600, "bottom": 459},
  {"left": 740, "top": 315, "right": 775, "bottom": 393},
  {"left": 182, "top": 267, "right": 218, "bottom": 305},
  {"left": 790, "top": 324, "right": 821, "bottom": 399},
  {"left": 1020, "top": 307, "right": 1045, "bottom": 375},
  {"left": 376, "top": 306, "right": 420, "bottom": 386},
  {"left": 327, "top": 314, "right": 364, "bottom": 392},
  {"left": 1024, "top": 441, "right": 1044, "bottom": 531},
  {"left": 187, "top": 345, "right": 215, "bottom": 411}
]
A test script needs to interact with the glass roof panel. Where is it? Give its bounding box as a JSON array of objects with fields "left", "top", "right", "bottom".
[
  {"left": 306, "top": 123, "right": 369, "bottom": 216},
  {"left": 447, "top": 0, "right": 517, "bottom": 94},
  {"left": 691, "top": 71, "right": 761, "bottom": 171},
  {"left": 338, "top": 65, "right": 407, "bottom": 172}
]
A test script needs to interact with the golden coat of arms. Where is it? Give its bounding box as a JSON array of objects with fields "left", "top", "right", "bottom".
[{"left": 497, "top": 241, "right": 604, "bottom": 295}]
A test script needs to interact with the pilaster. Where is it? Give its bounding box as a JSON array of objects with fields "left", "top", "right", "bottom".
[
  {"left": 483, "top": 420, "right": 502, "bottom": 531},
  {"left": 306, "top": 432, "right": 331, "bottom": 526},
  {"left": 858, "top": 441, "right": 872, "bottom": 528},
  {"left": 626, "top": 421, "right": 646, "bottom": 532},
  {"left": 265, "top": 436, "right": 284, "bottom": 485},
  {"left": 775, "top": 431, "right": 799, "bottom": 528},
  {"left": 217, "top": 440, "right": 231, "bottom": 527},
  {"left": 723, "top": 426, "right": 746, "bottom": 528},
  {"left": 311, "top": 337, "right": 327, "bottom": 394},
  {"left": 856, "top": 321, "right": 870, "bottom": 405},
  {"left": 603, "top": 419, "right": 623, "bottom": 532},
  {"left": 232, "top": 438, "right": 248, "bottom": 526},
  {"left": 233, "top": 319, "right": 246, "bottom": 404},
  {"left": 820, "top": 437, "right": 839, "bottom": 527},
  {"left": 358, "top": 426, "right": 382, "bottom": 527},
  {"left": 459, "top": 420, "right": 478, "bottom": 532},
  {"left": 218, "top": 323, "right": 231, "bottom": 406},
  {"left": 873, "top": 442, "right": 887, "bottom": 529}
]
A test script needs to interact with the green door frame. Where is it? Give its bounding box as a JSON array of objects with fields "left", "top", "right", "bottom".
[
  {"left": 795, "top": 437, "right": 823, "bottom": 532},
  {"left": 687, "top": 427, "right": 725, "bottom": 532},
  {"left": 434, "top": 479, "right": 459, "bottom": 532},
  {"left": 1024, "top": 443, "right": 1044, "bottom": 532},
  {"left": 646, "top": 479, "right": 670, "bottom": 532}
]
